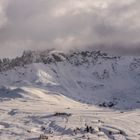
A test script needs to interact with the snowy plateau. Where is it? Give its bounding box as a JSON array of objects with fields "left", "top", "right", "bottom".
[{"left": 0, "top": 50, "right": 140, "bottom": 140}]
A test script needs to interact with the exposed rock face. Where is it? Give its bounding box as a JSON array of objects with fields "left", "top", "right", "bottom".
[{"left": 0, "top": 50, "right": 120, "bottom": 72}]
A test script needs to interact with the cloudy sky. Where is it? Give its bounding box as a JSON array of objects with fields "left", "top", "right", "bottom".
[{"left": 0, "top": 0, "right": 140, "bottom": 58}]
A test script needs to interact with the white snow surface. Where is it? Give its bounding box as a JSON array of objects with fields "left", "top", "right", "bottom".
[{"left": 0, "top": 51, "right": 140, "bottom": 139}]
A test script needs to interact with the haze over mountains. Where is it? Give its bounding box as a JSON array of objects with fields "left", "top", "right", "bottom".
[{"left": 1, "top": 0, "right": 140, "bottom": 57}]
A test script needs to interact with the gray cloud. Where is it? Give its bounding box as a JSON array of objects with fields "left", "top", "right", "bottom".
[{"left": 0, "top": 0, "right": 140, "bottom": 58}]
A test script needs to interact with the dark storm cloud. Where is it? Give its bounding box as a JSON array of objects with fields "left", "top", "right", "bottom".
[{"left": 0, "top": 0, "right": 140, "bottom": 58}]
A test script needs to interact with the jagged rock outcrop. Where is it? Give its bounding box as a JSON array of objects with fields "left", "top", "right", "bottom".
[{"left": 0, "top": 50, "right": 120, "bottom": 72}]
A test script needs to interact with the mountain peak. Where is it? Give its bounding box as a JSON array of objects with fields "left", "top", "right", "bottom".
[
  {"left": 0, "top": 49, "right": 140, "bottom": 110},
  {"left": 0, "top": 49, "right": 120, "bottom": 72}
]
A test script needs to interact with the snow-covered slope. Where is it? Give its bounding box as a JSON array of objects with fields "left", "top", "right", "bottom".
[
  {"left": 0, "top": 50, "right": 140, "bottom": 109},
  {"left": 0, "top": 50, "right": 140, "bottom": 140}
]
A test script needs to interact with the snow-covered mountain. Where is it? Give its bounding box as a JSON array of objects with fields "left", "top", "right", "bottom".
[
  {"left": 1, "top": 50, "right": 140, "bottom": 140},
  {"left": 0, "top": 50, "right": 140, "bottom": 110}
]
